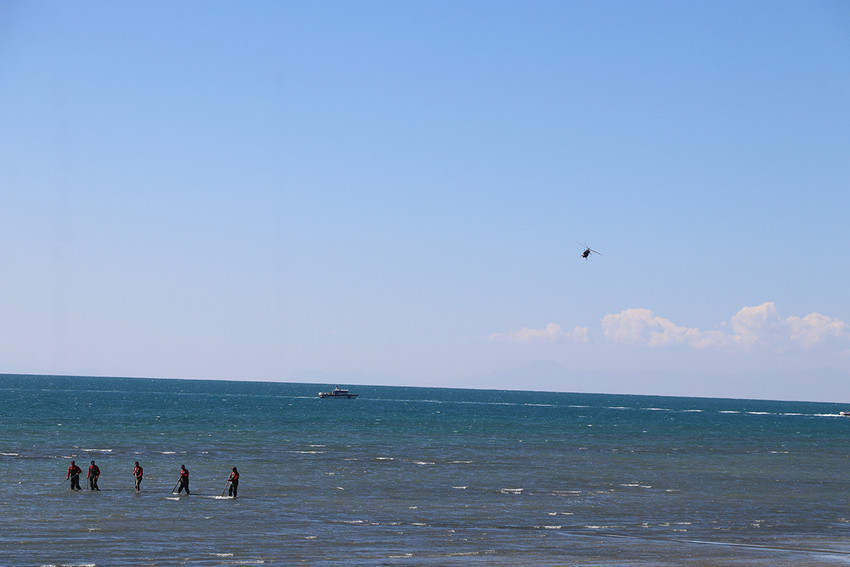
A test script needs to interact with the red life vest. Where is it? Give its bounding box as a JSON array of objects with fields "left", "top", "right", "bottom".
[
  {"left": 180, "top": 468, "right": 189, "bottom": 478},
  {"left": 229, "top": 471, "right": 239, "bottom": 482},
  {"left": 134, "top": 466, "right": 143, "bottom": 478}
]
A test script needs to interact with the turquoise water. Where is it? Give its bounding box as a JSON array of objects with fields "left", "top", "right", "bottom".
[{"left": 1, "top": 374, "right": 850, "bottom": 566}]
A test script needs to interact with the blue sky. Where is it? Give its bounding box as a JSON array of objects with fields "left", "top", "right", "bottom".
[{"left": 1, "top": 1, "right": 849, "bottom": 400}]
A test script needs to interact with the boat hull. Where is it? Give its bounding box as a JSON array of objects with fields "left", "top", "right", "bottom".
[{"left": 318, "top": 387, "right": 359, "bottom": 399}]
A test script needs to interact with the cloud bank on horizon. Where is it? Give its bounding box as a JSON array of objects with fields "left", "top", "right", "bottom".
[{"left": 489, "top": 303, "right": 849, "bottom": 354}]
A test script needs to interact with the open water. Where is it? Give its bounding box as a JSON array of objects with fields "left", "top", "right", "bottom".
[{"left": 1, "top": 374, "right": 850, "bottom": 566}]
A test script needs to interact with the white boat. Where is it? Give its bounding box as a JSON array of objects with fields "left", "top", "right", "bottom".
[{"left": 318, "top": 387, "right": 358, "bottom": 399}]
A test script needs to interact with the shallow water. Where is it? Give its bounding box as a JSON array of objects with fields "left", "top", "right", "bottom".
[{"left": 1, "top": 375, "right": 850, "bottom": 565}]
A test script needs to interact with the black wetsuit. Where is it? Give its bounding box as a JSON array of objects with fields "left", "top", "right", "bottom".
[
  {"left": 228, "top": 471, "right": 239, "bottom": 497},
  {"left": 88, "top": 465, "right": 100, "bottom": 491},
  {"left": 68, "top": 465, "right": 82, "bottom": 490},
  {"left": 133, "top": 465, "right": 143, "bottom": 492},
  {"left": 177, "top": 468, "right": 190, "bottom": 494}
]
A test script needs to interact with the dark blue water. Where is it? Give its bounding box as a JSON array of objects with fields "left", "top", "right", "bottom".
[{"left": 1, "top": 374, "right": 850, "bottom": 566}]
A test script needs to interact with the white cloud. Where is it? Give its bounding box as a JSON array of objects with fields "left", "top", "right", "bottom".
[
  {"left": 786, "top": 312, "right": 847, "bottom": 348},
  {"left": 602, "top": 302, "right": 849, "bottom": 353},
  {"left": 486, "top": 303, "right": 848, "bottom": 353},
  {"left": 601, "top": 308, "right": 730, "bottom": 349},
  {"left": 486, "top": 323, "right": 589, "bottom": 344}
]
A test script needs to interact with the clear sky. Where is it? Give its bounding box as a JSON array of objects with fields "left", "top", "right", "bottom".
[{"left": 1, "top": 1, "right": 849, "bottom": 401}]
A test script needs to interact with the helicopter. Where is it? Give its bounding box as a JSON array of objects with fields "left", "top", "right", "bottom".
[{"left": 578, "top": 242, "right": 602, "bottom": 259}]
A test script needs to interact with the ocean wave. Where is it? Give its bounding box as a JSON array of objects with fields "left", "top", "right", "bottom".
[{"left": 500, "top": 488, "right": 524, "bottom": 494}]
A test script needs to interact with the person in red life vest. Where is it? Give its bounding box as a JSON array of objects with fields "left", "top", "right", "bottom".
[
  {"left": 88, "top": 460, "right": 100, "bottom": 491},
  {"left": 227, "top": 467, "right": 239, "bottom": 498},
  {"left": 177, "top": 464, "right": 190, "bottom": 494},
  {"left": 67, "top": 460, "right": 82, "bottom": 490},
  {"left": 132, "top": 461, "right": 143, "bottom": 492}
]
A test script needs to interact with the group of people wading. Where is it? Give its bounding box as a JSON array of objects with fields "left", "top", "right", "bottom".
[
  {"left": 66, "top": 460, "right": 239, "bottom": 497},
  {"left": 66, "top": 460, "right": 100, "bottom": 491}
]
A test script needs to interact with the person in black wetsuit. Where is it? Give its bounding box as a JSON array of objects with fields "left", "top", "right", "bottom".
[
  {"left": 88, "top": 461, "right": 100, "bottom": 491},
  {"left": 132, "top": 461, "right": 143, "bottom": 492},
  {"left": 177, "top": 464, "right": 190, "bottom": 494},
  {"left": 227, "top": 467, "right": 239, "bottom": 497},
  {"left": 67, "top": 460, "right": 82, "bottom": 490}
]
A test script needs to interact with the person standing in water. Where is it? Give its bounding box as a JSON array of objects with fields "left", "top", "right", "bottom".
[
  {"left": 88, "top": 460, "right": 100, "bottom": 491},
  {"left": 227, "top": 467, "right": 239, "bottom": 498},
  {"left": 132, "top": 461, "right": 143, "bottom": 492},
  {"left": 67, "top": 460, "right": 82, "bottom": 490},
  {"left": 176, "top": 464, "right": 190, "bottom": 494}
]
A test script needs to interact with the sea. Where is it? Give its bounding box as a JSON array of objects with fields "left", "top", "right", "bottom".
[{"left": 1, "top": 374, "right": 850, "bottom": 566}]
